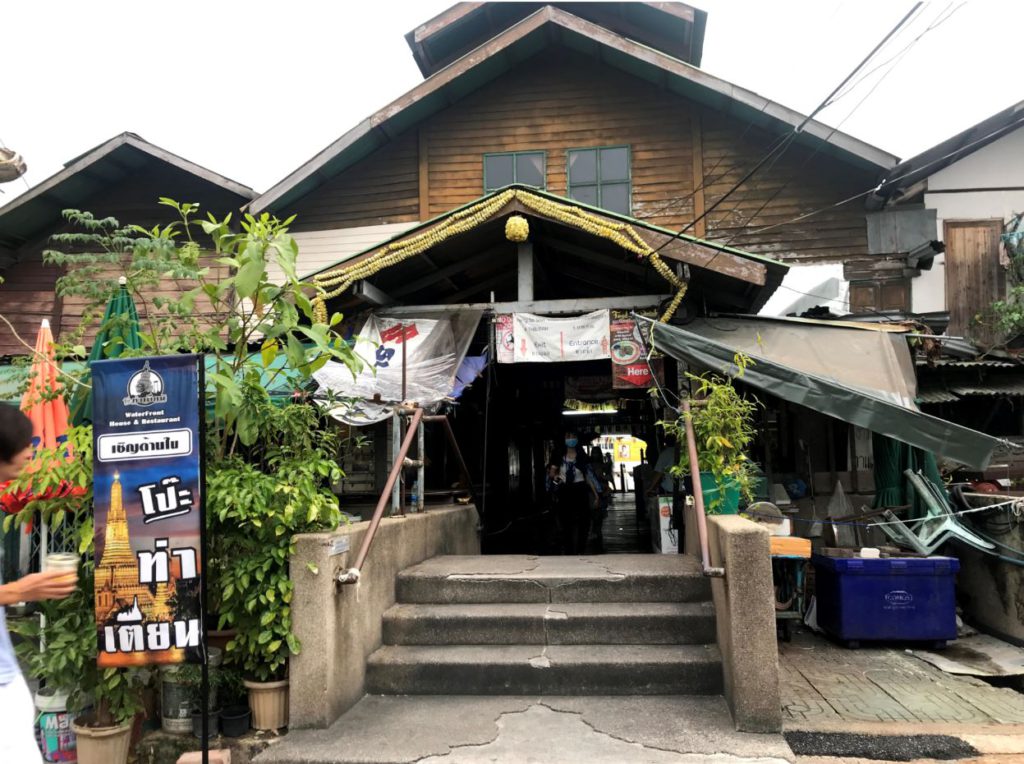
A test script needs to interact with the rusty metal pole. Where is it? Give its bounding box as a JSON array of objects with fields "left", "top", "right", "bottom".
[
  {"left": 338, "top": 408, "right": 424, "bottom": 584},
  {"left": 682, "top": 399, "right": 724, "bottom": 578}
]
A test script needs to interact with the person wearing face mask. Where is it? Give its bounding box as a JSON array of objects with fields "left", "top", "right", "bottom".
[{"left": 546, "top": 430, "right": 598, "bottom": 555}]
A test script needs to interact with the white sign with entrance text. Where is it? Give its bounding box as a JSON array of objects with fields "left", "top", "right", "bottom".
[{"left": 504, "top": 310, "right": 611, "bottom": 363}]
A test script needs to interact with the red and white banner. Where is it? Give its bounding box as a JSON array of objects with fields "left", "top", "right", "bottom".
[
  {"left": 610, "top": 310, "right": 663, "bottom": 389},
  {"left": 497, "top": 310, "right": 611, "bottom": 363}
]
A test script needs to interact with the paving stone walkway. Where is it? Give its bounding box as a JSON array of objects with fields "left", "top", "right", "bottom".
[{"left": 780, "top": 629, "right": 1024, "bottom": 726}]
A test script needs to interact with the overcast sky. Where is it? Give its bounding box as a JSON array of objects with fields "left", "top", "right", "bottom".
[{"left": 1, "top": 0, "right": 1018, "bottom": 202}]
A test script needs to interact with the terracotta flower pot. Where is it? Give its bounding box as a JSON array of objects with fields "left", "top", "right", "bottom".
[
  {"left": 72, "top": 718, "right": 132, "bottom": 764},
  {"left": 244, "top": 679, "right": 288, "bottom": 730}
]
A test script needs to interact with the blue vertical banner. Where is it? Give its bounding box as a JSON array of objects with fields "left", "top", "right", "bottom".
[{"left": 91, "top": 354, "right": 205, "bottom": 667}]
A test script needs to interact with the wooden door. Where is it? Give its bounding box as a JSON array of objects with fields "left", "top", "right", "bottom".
[{"left": 944, "top": 220, "right": 1004, "bottom": 341}]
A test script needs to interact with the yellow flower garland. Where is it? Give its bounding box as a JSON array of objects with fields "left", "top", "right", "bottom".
[
  {"left": 312, "top": 188, "right": 688, "bottom": 323},
  {"left": 505, "top": 215, "right": 529, "bottom": 242}
]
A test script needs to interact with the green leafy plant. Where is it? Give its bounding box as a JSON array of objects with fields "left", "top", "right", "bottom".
[
  {"left": 7, "top": 426, "right": 147, "bottom": 728},
  {"left": 209, "top": 386, "right": 343, "bottom": 682},
  {"left": 3, "top": 198, "right": 362, "bottom": 712},
  {"left": 661, "top": 353, "right": 760, "bottom": 513}
]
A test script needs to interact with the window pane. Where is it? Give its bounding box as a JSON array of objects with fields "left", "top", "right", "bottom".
[
  {"left": 571, "top": 185, "right": 599, "bottom": 207},
  {"left": 600, "top": 147, "right": 629, "bottom": 182},
  {"left": 516, "top": 153, "right": 545, "bottom": 188},
  {"left": 568, "top": 150, "right": 597, "bottom": 183},
  {"left": 485, "top": 154, "right": 514, "bottom": 190},
  {"left": 601, "top": 183, "right": 630, "bottom": 214}
]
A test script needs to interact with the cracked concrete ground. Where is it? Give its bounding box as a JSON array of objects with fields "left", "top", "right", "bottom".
[{"left": 255, "top": 695, "right": 794, "bottom": 764}]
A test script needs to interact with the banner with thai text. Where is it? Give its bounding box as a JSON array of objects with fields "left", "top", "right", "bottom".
[
  {"left": 91, "top": 355, "right": 204, "bottom": 667},
  {"left": 501, "top": 310, "right": 611, "bottom": 363}
]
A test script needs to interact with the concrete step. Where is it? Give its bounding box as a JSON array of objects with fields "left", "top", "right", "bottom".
[
  {"left": 365, "top": 644, "right": 723, "bottom": 695},
  {"left": 396, "top": 554, "right": 711, "bottom": 604},
  {"left": 382, "top": 601, "right": 717, "bottom": 645}
]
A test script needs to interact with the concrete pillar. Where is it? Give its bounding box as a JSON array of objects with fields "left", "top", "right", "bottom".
[{"left": 707, "top": 515, "right": 782, "bottom": 733}]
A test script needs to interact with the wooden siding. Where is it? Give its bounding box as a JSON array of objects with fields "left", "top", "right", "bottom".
[
  {"left": 944, "top": 219, "right": 1004, "bottom": 341},
  {"left": 0, "top": 258, "right": 60, "bottom": 356},
  {"left": 288, "top": 132, "right": 420, "bottom": 232},
  {"left": 0, "top": 164, "right": 246, "bottom": 356},
  {"left": 278, "top": 47, "right": 883, "bottom": 268},
  {"left": 700, "top": 111, "right": 877, "bottom": 263},
  {"left": 421, "top": 50, "right": 696, "bottom": 228}
]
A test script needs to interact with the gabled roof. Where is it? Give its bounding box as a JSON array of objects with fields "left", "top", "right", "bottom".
[
  {"left": 870, "top": 99, "right": 1024, "bottom": 208},
  {"left": 251, "top": 5, "right": 897, "bottom": 215},
  {"left": 405, "top": 2, "right": 707, "bottom": 77},
  {"left": 0, "top": 132, "right": 255, "bottom": 252},
  {"left": 307, "top": 184, "right": 788, "bottom": 316}
]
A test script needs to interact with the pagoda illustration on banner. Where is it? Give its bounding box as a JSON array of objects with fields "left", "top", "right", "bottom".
[{"left": 94, "top": 471, "right": 182, "bottom": 664}]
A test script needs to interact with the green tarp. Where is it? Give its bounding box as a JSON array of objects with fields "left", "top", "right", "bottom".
[{"left": 647, "top": 317, "right": 1005, "bottom": 471}]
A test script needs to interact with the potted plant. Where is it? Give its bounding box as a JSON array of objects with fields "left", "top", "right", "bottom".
[
  {"left": 662, "top": 353, "right": 760, "bottom": 514},
  {"left": 218, "top": 666, "right": 251, "bottom": 737},
  {"left": 209, "top": 392, "right": 344, "bottom": 730}
]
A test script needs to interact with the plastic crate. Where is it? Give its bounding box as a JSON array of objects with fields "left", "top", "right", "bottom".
[{"left": 811, "top": 554, "right": 959, "bottom": 646}]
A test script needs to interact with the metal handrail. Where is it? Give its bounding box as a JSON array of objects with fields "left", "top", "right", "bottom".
[
  {"left": 682, "top": 399, "right": 725, "bottom": 578},
  {"left": 336, "top": 408, "right": 477, "bottom": 585},
  {"left": 337, "top": 407, "right": 424, "bottom": 584}
]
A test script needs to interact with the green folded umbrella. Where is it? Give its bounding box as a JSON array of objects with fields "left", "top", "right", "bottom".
[
  {"left": 69, "top": 281, "right": 141, "bottom": 426},
  {"left": 871, "top": 433, "right": 945, "bottom": 519}
]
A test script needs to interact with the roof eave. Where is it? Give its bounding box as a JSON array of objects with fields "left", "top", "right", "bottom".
[{"left": 0, "top": 133, "right": 255, "bottom": 224}]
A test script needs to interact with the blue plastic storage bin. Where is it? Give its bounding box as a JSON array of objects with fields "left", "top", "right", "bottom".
[{"left": 811, "top": 554, "right": 959, "bottom": 646}]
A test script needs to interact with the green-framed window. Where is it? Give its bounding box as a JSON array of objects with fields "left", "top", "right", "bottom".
[
  {"left": 567, "top": 146, "right": 631, "bottom": 214},
  {"left": 483, "top": 151, "right": 546, "bottom": 192}
]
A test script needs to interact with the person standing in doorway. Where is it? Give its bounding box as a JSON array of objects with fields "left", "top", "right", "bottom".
[
  {"left": 0, "top": 404, "right": 78, "bottom": 764},
  {"left": 547, "top": 430, "right": 598, "bottom": 555}
]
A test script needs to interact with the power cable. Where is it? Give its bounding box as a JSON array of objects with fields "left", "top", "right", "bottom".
[
  {"left": 643, "top": 2, "right": 924, "bottom": 265},
  {"left": 747, "top": 115, "right": 1024, "bottom": 239}
]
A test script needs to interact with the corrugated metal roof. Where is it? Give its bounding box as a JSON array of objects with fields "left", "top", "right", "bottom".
[
  {"left": 950, "top": 379, "right": 1024, "bottom": 397},
  {"left": 917, "top": 389, "right": 960, "bottom": 404},
  {"left": 916, "top": 358, "right": 1019, "bottom": 368}
]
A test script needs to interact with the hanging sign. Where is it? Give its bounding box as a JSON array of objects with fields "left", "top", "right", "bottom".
[
  {"left": 495, "top": 314, "right": 515, "bottom": 364},
  {"left": 91, "top": 355, "right": 204, "bottom": 667},
  {"left": 610, "top": 310, "right": 664, "bottom": 389},
  {"left": 503, "top": 309, "right": 611, "bottom": 363}
]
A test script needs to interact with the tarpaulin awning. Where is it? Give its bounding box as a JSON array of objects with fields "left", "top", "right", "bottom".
[{"left": 646, "top": 316, "right": 1006, "bottom": 470}]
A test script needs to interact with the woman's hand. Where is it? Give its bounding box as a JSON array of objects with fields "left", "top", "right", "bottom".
[{"left": 0, "top": 571, "right": 78, "bottom": 606}]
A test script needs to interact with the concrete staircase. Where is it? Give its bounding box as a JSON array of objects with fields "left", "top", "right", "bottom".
[{"left": 366, "top": 554, "right": 723, "bottom": 696}]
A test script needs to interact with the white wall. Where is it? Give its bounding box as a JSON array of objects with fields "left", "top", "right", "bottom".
[
  {"left": 267, "top": 221, "right": 419, "bottom": 283},
  {"left": 910, "top": 127, "right": 1024, "bottom": 314}
]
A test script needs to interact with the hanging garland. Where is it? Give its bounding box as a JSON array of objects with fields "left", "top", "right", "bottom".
[
  {"left": 563, "top": 398, "right": 633, "bottom": 413},
  {"left": 312, "top": 188, "right": 688, "bottom": 323}
]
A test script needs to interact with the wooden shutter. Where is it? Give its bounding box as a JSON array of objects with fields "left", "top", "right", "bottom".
[{"left": 944, "top": 220, "right": 1004, "bottom": 341}]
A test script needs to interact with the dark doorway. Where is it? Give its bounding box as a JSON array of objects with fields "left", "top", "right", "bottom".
[{"left": 449, "top": 358, "right": 667, "bottom": 554}]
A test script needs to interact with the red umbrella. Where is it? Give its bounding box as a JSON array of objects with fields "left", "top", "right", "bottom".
[{"left": 1, "top": 320, "right": 84, "bottom": 517}]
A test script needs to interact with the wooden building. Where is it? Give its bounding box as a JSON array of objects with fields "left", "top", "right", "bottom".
[
  {"left": 0, "top": 132, "right": 254, "bottom": 356},
  {"left": 242, "top": 2, "right": 920, "bottom": 539}
]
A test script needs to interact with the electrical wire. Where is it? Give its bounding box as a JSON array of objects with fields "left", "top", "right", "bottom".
[
  {"left": 746, "top": 115, "right": 1024, "bottom": 239},
  {"left": 713, "top": 1, "right": 954, "bottom": 274},
  {"left": 642, "top": 2, "right": 924, "bottom": 265}
]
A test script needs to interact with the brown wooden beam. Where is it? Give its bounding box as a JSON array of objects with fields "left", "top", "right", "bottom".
[
  {"left": 691, "top": 114, "right": 706, "bottom": 240},
  {"left": 417, "top": 127, "right": 430, "bottom": 222}
]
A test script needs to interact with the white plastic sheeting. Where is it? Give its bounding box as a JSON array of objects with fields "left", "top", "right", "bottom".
[{"left": 314, "top": 310, "right": 482, "bottom": 426}]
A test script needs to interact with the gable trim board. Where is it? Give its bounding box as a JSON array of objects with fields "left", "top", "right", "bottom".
[{"left": 250, "top": 5, "right": 896, "bottom": 215}]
